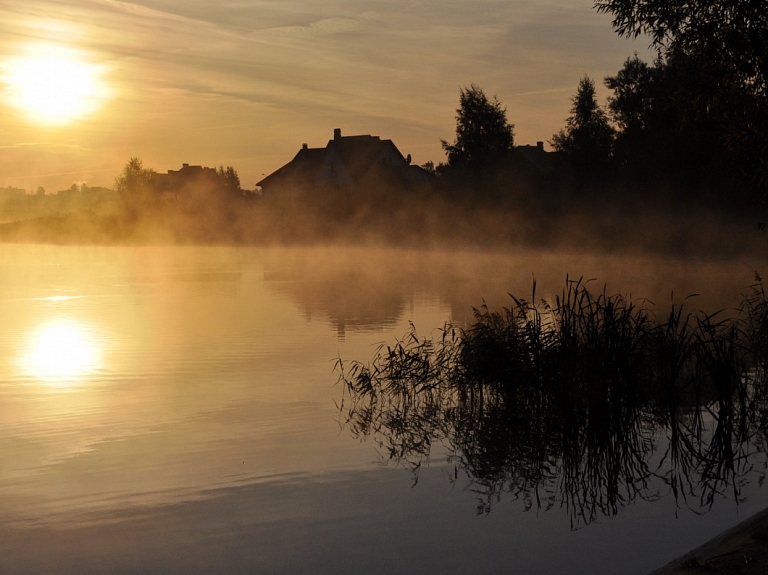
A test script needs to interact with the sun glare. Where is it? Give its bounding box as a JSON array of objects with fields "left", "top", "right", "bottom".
[
  {"left": 20, "top": 319, "right": 102, "bottom": 383},
  {"left": 2, "top": 44, "right": 110, "bottom": 125}
]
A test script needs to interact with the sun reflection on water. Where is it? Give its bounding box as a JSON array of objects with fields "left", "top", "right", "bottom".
[{"left": 19, "top": 319, "right": 103, "bottom": 384}]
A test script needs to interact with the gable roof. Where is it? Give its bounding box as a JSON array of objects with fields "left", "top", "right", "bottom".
[
  {"left": 257, "top": 147, "right": 326, "bottom": 190},
  {"left": 257, "top": 129, "right": 428, "bottom": 192},
  {"left": 329, "top": 135, "right": 403, "bottom": 180}
]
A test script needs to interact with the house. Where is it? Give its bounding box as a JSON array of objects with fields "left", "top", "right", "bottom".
[
  {"left": 515, "top": 141, "right": 563, "bottom": 174},
  {"left": 152, "top": 163, "right": 219, "bottom": 195},
  {"left": 257, "top": 129, "right": 432, "bottom": 199}
]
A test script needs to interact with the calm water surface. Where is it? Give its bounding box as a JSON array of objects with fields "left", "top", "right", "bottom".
[{"left": 0, "top": 244, "right": 766, "bottom": 574}]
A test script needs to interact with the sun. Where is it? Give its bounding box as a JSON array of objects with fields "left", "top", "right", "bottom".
[{"left": 2, "top": 44, "right": 110, "bottom": 125}]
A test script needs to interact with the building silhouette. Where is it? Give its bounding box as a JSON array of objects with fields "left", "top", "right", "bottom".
[
  {"left": 153, "top": 163, "right": 219, "bottom": 195},
  {"left": 257, "top": 128, "right": 432, "bottom": 199}
]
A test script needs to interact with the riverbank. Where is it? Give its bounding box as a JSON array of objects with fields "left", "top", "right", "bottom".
[{"left": 649, "top": 507, "right": 768, "bottom": 574}]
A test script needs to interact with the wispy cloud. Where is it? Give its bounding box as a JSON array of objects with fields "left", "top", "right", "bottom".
[{"left": 513, "top": 87, "right": 575, "bottom": 97}]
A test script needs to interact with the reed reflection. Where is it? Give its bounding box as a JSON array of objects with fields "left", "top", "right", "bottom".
[
  {"left": 338, "top": 278, "right": 768, "bottom": 526},
  {"left": 19, "top": 317, "right": 103, "bottom": 384}
]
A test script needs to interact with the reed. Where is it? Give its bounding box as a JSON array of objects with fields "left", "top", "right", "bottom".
[{"left": 337, "top": 277, "right": 768, "bottom": 524}]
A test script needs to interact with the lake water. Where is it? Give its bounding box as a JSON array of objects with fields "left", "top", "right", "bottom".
[{"left": 0, "top": 244, "right": 767, "bottom": 574}]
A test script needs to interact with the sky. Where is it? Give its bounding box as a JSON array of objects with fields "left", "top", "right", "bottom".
[{"left": 0, "top": 0, "right": 651, "bottom": 192}]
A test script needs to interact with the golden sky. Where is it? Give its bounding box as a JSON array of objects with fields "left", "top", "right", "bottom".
[{"left": 0, "top": 0, "right": 650, "bottom": 192}]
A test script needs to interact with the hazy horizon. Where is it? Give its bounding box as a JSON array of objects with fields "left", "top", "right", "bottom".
[{"left": 0, "top": 0, "right": 651, "bottom": 192}]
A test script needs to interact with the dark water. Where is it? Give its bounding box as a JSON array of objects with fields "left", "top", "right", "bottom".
[{"left": 0, "top": 244, "right": 766, "bottom": 574}]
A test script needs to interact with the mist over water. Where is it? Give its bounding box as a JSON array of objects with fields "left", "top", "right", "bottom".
[
  {"left": 0, "top": 167, "right": 765, "bottom": 264},
  {"left": 0, "top": 243, "right": 765, "bottom": 574}
]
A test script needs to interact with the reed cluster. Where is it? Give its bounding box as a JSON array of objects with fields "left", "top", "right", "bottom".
[{"left": 337, "top": 277, "right": 768, "bottom": 523}]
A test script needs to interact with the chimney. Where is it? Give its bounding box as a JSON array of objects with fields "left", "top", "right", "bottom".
[
  {"left": 182, "top": 163, "right": 189, "bottom": 168},
  {"left": 334, "top": 128, "right": 341, "bottom": 141},
  {"left": 536, "top": 141, "right": 544, "bottom": 151},
  {"left": 302, "top": 143, "right": 308, "bottom": 150}
]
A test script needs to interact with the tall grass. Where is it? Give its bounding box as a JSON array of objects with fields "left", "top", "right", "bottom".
[{"left": 337, "top": 277, "right": 768, "bottom": 524}]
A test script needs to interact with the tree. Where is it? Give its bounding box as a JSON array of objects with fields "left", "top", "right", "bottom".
[
  {"left": 551, "top": 76, "right": 614, "bottom": 174},
  {"left": 420, "top": 160, "right": 448, "bottom": 176},
  {"left": 595, "top": 0, "right": 768, "bottom": 189},
  {"left": 604, "top": 52, "right": 752, "bottom": 196},
  {"left": 604, "top": 54, "right": 656, "bottom": 133},
  {"left": 441, "top": 85, "right": 515, "bottom": 171},
  {"left": 216, "top": 165, "right": 241, "bottom": 194},
  {"left": 115, "top": 157, "right": 156, "bottom": 215},
  {"left": 595, "top": 0, "right": 767, "bottom": 98},
  {"left": 604, "top": 56, "right": 666, "bottom": 176}
]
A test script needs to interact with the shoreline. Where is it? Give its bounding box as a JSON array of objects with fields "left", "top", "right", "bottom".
[{"left": 649, "top": 507, "right": 768, "bottom": 574}]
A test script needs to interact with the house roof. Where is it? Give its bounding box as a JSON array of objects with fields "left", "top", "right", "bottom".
[
  {"left": 256, "top": 130, "right": 425, "bottom": 190},
  {"left": 257, "top": 147, "right": 326, "bottom": 189},
  {"left": 153, "top": 163, "right": 219, "bottom": 192},
  {"left": 515, "top": 143, "right": 562, "bottom": 173},
  {"left": 329, "top": 135, "right": 403, "bottom": 180}
]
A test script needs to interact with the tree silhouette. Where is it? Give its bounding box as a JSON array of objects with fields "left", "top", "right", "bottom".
[
  {"left": 603, "top": 53, "right": 750, "bottom": 199},
  {"left": 605, "top": 55, "right": 656, "bottom": 134},
  {"left": 216, "top": 165, "right": 241, "bottom": 194},
  {"left": 595, "top": 0, "right": 768, "bottom": 190},
  {"left": 115, "top": 157, "right": 156, "bottom": 216},
  {"left": 441, "top": 85, "right": 515, "bottom": 171},
  {"left": 551, "top": 76, "right": 614, "bottom": 174},
  {"left": 595, "top": 0, "right": 767, "bottom": 98}
]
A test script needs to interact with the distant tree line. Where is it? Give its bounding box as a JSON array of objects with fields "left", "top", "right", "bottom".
[
  {"left": 115, "top": 157, "right": 249, "bottom": 220},
  {"left": 0, "top": 182, "right": 118, "bottom": 224},
  {"left": 556, "top": 53, "right": 760, "bottom": 198}
]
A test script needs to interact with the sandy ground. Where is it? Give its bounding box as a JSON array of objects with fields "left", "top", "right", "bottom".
[{"left": 649, "top": 507, "right": 768, "bottom": 574}]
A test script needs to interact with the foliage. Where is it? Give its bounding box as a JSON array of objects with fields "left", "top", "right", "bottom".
[
  {"left": 605, "top": 54, "right": 656, "bottom": 133},
  {"left": 594, "top": 0, "right": 767, "bottom": 98},
  {"left": 420, "top": 161, "right": 436, "bottom": 175},
  {"left": 419, "top": 160, "right": 448, "bottom": 176},
  {"left": 114, "top": 157, "right": 157, "bottom": 215},
  {"left": 551, "top": 76, "right": 614, "bottom": 174},
  {"left": 114, "top": 157, "right": 154, "bottom": 195},
  {"left": 441, "top": 85, "right": 515, "bottom": 171},
  {"left": 603, "top": 53, "right": 749, "bottom": 195},
  {"left": 595, "top": 0, "right": 768, "bottom": 190},
  {"left": 216, "top": 165, "right": 241, "bottom": 194}
]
